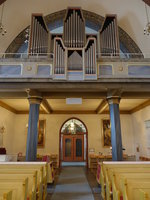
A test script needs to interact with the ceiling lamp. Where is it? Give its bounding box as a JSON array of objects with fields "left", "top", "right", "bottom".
[
  {"left": 0, "top": 3, "right": 6, "bottom": 36},
  {"left": 144, "top": 3, "right": 150, "bottom": 35}
]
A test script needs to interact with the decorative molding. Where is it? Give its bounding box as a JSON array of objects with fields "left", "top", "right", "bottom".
[
  {"left": 27, "top": 89, "right": 43, "bottom": 105},
  {"left": 107, "top": 96, "right": 121, "bottom": 105},
  {"left": 5, "top": 9, "right": 143, "bottom": 56}
]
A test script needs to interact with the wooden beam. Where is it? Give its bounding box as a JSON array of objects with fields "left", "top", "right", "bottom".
[
  {"left": 130, "top": 99, "right": 150, "bottom": 114},
  {"left": 0, "top": 0, "right": 6, "bottom": 6},
  {"left": 15, "top": 110, "right": 131, "bottom": 115},
  {"left": 143, "top": 0, "right": 150, "bottom": 7},
  {"left": 101, "top": 110, "right": 131, "bottom": 115},
  {"left": 41, "top": 99, "right": 53, "bottom": 114},
  {"left": 0, "top": 100, "right": 17, "bottom": 114},
  {"left": 96, "top": 99, "right": 108, "bottom": 114},
  {"left": 52, "top": 110, "right": 96, "bottom": 114},
  {"left": 16, "top": 110, "right": 47, "bottom": 115}
]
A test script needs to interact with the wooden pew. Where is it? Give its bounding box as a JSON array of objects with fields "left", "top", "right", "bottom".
[
  {"left": 0, "top": 167, "right": 43, "bottom": 200},
  {"left": 0, "top": 190, "right": 12, "bottom": 200},
  {"left": 139, "top": 189, "right": 150, "bottom": 200},
  {"left": 99, "top": 162, "right": 150, "bottom": 200},
  {"left": 0, "top": 178, "right": 28, "bottom": 200},
  {"left": 0, "top": 173, "right": 37, "bottom": 200},
  {"left": 122, "top": 179, "right": 150, "bottom": 200},
  {"left": 0, "top": 161, "right": 54, "bottom": 200},
  {"left": 0, "top": 162, "right": 52, "bottom": 199},
  {"left": 111, "top": 173, "right": 150, "bottom": 200}
]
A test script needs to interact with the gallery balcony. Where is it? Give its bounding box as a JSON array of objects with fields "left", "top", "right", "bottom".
[{"left": 0, "top": 52, "right": 149, "bottom": 82}]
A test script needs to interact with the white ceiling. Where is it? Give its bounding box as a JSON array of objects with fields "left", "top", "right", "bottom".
[
  {"left": 0, "top": 0, "right": 150, "bottom": 55},
  {"left": 0, "top": 98, "right": 148, "bottom": 113},
  {"left": 47, "top": 99, "right": 102, "bottom": 111}
]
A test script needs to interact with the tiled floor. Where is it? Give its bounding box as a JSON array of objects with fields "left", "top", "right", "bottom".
[{"left": 47, "top": 167, "right": 103, "bottom": 200}]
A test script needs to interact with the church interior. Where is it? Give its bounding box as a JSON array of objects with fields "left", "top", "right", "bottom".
[{"left": 0, "top": 0, "right": 150, "bottom": 199}]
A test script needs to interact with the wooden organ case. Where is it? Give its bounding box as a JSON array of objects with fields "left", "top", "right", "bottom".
[{"left": 28, "top": 8, "right": 120, "bottom": 80}]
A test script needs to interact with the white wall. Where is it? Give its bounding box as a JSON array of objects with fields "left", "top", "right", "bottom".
[
  {"left": 132, "top": 106, "right": 150, "bottom": 159},
  {"left": 2, "top": 113, "right": 134, "bottom": 158},
  {"left": 1, "top": 104, "right": 150, "bottom": 162}
]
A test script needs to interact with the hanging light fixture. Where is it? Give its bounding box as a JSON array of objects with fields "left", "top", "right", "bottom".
[
  {"left": 144, "top": 3, "right": 150, "bottom": 35},
  {"left": 0, "top": 3, "right": 7, "bottom": 36}
]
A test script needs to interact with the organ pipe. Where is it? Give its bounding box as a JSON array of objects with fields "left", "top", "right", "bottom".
[
  {"left": 63, "top": 9, "right": 85, "bottom": 48},
  {"left": 84, "top": 39, "right": 96, "bottom": 75},
  {"left": 54, "top": 39, "right": 66, "bottom": 75},
  {"left": 29, "top": 14, "right": 49, "bottom": 56},
  {"left": 100, "top": 15, "right": 120, "bottom": 57}
]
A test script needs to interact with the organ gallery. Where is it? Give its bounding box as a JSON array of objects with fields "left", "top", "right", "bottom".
[{"left": 28, "top": 7, "right": 119, "bottom": 80}]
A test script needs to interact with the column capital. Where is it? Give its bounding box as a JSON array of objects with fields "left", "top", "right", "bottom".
[
  {"left": 28, "top": 97, "right": 43, "bottom": 104},
  {"left": 27, "top": 89, "right": 43, "bottom": 104},
  {"left": 107, "top": 96, "right": 121, "bottom": 105}
]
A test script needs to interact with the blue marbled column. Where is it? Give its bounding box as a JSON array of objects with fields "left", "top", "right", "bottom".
[
  {"left": 108, "top": 97, "right": 123, "bottom": 161},
  {"left": 26, "top": 99, "right": 41, "bottom": 161}
]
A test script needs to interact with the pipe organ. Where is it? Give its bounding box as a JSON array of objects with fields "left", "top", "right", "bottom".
[
  {"left": 63, "top": 9, "right": 85, "bottom": 48},
  {"left": 100, "top": 15, "right": 120, "bottom": 57},
  {"left": 54, "top": 38, "right": 66, "bottom": 75},
  {"left": 85, "top": 38, "right": 97, "bottom": 75},
  {"left": 28, "top": 8, "right": 121, "bottom": 80},
  {"left": 29, "top": 14, "right": 49, "bottom": 55}
]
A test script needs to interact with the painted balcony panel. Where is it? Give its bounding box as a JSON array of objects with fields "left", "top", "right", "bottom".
[
  {"left": 37, "top": 65, "right": 52, "bottom": 77},
  {"left": 0, "top": 65, "right": 22, "bottom": 76}
]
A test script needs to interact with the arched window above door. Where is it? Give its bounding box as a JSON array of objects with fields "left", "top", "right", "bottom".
[{"left": 61, "top": 118, "right": 87, "bottom": 134}]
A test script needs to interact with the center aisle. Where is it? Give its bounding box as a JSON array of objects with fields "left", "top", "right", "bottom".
[{"left": 51, "top": 167, "right": 95, "bottom": 200}]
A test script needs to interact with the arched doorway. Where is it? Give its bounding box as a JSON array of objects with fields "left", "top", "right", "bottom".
[{"left": 59, "top": 118, "right": 88, "bottom": 167}]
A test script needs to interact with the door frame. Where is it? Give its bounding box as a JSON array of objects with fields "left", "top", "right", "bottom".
[
  {"left": 59, "top": 117, "right": 88, "bottom": 168},
  {"left": 63, "top": 134, "right": 84, "bottom": 162}
]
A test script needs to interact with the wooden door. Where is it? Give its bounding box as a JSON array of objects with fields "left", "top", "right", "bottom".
[
  {"left": 63, "top": 134, "right": 84, "bottom": 162},
  {"left": 63, "top": 135, "right": 73, "bottom": 161},
  {"left": 73, "top": 135, "right": 84, "bottom": 161}
]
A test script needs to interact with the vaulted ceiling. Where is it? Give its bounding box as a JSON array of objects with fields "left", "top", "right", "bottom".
[{"left": 0, "top": 0, "right": 150, "bottom": 55}]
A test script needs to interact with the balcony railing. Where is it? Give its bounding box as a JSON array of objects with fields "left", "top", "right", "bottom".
[{"left": 0, "top": 52, "right": 150, "bottom": 60}]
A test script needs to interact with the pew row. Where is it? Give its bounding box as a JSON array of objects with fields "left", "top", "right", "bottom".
[
  {"left": 97, "top": 161, "right": 150, "bottom": 200},
  {"left": 0, "top": 161, "right": 55, "bottom": 200},
  {"left": 0, "top": 190, "right": 12, "bottom": 200},
  {"left": 0, "top": 178, "right": 28, "bottom": 200}
]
